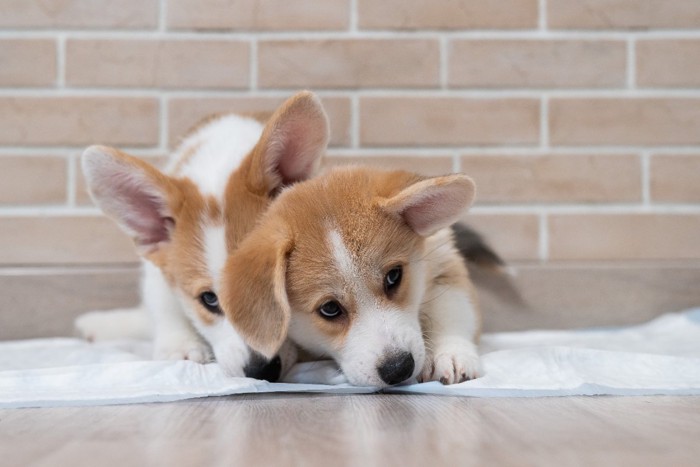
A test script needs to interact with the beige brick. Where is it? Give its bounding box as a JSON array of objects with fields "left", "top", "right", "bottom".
[
  {"left": 360, "top": 97, "right": 539, "bottom": 146},
  {"left": 324, "top": 154, "right": 453, "bottom": 176},
  {"left": 66, "top": 39, "right": 249, "bottom": 89},
  {"left": 650, "top": 155, "right": 700, "bottom": 203},
  {"left": 461, "top": 154, "right": 641, "bottom": 203},
  {"left": 637, "top": 40, "right": 700, "bottom": 88},
  {"left": 550, "top": 99, "right": 700, "bottom": 146},
  {"left": 549, "top": 0, "right": 700, "bottom": 29},
  {"left": 259, "top": 40, "right": 439, "bottom": 89},
  {"left": 0, "top": 0, "right": 158, "bottom": 29},
  {"left": 168, "top": 0, "right": 349, "bottom": 30},
  {"left": 0, "top": 97, "right": 159, "bottom": 147},
  {"left": 0, "top": 156, "right": 66, "bottom": 205},
  {"left": 358, "top": 0, "right": 537, "bottom": 29},
  {"left": 462, "top": 214, "right": 540, "bottom": 261},
  {"left": 168, "top": 97, "right": 351, "bottom": 148},
  {"left": 449, "top": 40, "right": 626, "bottom": 88},
  {"left": 549, "top": 214, "right": 700, "bottom": 260},
  {"left": 0, "top": 40, "right": 56, "bottom": 87},
  {"left": 77, "top": 155, "right": 167, "bottom": 206},
  {"left": 0, "top": 217, "right": 137, "bottom": 265}
]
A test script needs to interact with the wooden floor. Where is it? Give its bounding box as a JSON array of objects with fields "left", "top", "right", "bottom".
[{"left": 1, "top": 395, "right": 698, "bottom": 466}]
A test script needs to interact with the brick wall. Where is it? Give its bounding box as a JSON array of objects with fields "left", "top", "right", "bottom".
[{"left": 1, "top": 0, "right": 699, "bottom": 336}]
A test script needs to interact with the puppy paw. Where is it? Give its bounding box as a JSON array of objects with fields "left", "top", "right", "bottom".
[
  {"left": 419, "top": 339, "right": 482, "bottom": 385},
  {"left": 154, "top": 336, "right": 213, "bottom": 364}
]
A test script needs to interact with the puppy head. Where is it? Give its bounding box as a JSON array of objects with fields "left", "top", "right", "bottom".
[
  {"left": 221, "top": 168, "right": 475, "bottom": 386},
  {"left": 82, "top": 91, "right": 329, "bottom": 377}
]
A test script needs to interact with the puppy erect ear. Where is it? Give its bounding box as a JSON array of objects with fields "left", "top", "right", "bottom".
[
  {"left": 380, "top": 174, "right": 476, "bottom": 237},
  {"left": 220, "top": 226, "right": 292, "bottom": 359},
  {"left": 82, "top": 145, "right": 180, "bottom": 255},
  {"left": 247, "top": 91, "right": 329, "bottom": 195}
]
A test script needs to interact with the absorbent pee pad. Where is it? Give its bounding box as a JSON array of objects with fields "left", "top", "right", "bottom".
[{"left": 1, "top": 309, "right": 699, "bottom": 408}]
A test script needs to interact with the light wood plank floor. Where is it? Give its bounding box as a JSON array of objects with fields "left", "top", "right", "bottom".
[{"left": 1, "top": 395, "right": 698, "bottom": 466}]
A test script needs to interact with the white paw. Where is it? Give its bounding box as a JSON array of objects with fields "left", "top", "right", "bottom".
[
  {"left": 75, "top": 309, "right": 150, "bottom": 341},
  {"left": 420, "top": 338, "right": 482, "bottom": 385},
  {"left": 154, "top": 336, "right": 213, "bottom": 364}
]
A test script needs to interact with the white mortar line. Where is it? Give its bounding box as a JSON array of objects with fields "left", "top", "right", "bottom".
[
  {"left": 350, "top": 145, "right": 700, "bottom": 154},
  {"left": 641, "top": 152, "right": 651, "bottom": 205},
  {"left": 538, "top": 212, "right": 549, "bottom": 262},
  {"left": 1, "top": 145, "right": 699, "bottom": 156},
  {"left": 66, "top": 154, "right": 76, "bottom": 207},
  {"left": 626, "top": 38, "right": 636, "bottom": 89},
  {"left": 2, "top": 204, "right": 700, "bottom": 218},
  {"left": 5, "top": 204, "right": 700, "bottom": 217},
  {"left": 249, "top": 39, "right": 258, "bottom": 90},
  {"left": 328, "top": 148, "right": 458, "bottom": 157},
  {"left": 6, "top": 87, "right": 700, "bottom": 98},
  {"left": 540, "top": 96, "right": 549, "bottom": 149},
  {"left": 538, "top": 0, "right": 548, "bottom": 30},
  {"left": 4, "top": 29, "right": 700, "bottom": 40},
  {"left": 56, "top": 34, "right": 66, "bottom": 87},
  {"left": 158, "top": 0, "right": 167, "bottom": 33},
  {"left": 349, "top": 0, "right": 358, "bottom": 33},
  {"left": 159, "top": 96, "right": 169, "bottom": 153},
  {"left": 0, "top": 266, "right": 141, "bottom": 275},
  {"left": 0, "top": 147, "right": 164, "bottom": 156},
  {"left": 439, "top": 35, "right": 449, "bottom": 89},
  {"left": 470, "top": 204, "right": 700, "bottom": 215},
  {"left": 0, "top": 207, "right": 103, "bottom": 216},
  {"left": 351, "top": 94, "right": 360, "bottom": 148}
]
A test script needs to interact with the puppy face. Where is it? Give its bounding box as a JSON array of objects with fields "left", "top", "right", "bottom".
[
  {"left": 221, "top": 168, "right": 475, "bottom": 386},
  {"left": 287, "top": 223, "right": 426, "bottom": 386},
  {"left": 83, "top": 91, "right": 330, "bottom": 376}
]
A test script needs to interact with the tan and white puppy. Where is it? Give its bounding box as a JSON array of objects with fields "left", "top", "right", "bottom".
[
  {"left": 76, "top": 91, "right": 329, "bottom": 380},
  {"left": 220, "top": 167, "right": 482, "bottom": 387}
]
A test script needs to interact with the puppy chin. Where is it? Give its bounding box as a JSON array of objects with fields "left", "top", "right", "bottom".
[
  {"left": 212, "top": 342, "right": 252, "bottom": 378},
  {"left": 341, "top": 365, "right": 388, "bottom": 388}
]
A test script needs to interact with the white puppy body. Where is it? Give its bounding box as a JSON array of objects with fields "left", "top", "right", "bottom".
[{"left": 76, "top": 92, "right": 331, "bottom": 379}]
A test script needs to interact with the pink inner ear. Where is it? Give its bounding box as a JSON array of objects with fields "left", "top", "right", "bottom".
[
  {"left": 120, "top": 189, "right": 171, "bottom": 247},
  {"left": 401, "top": 183, "right": 473, "bottom": 236},
  {"left": 272, "top": 117, "right": 326, "bottom": 185},
  {"left": 96, "top": 169, "right": 172, "bottom": 248}
]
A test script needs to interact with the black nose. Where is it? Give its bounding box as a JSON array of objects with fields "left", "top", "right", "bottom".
[
  {"left": 377, "top": 351, "right": 414, "bottom": 385},
  {"left": 243, "top": 354, "right": 282, "bottom": 382}
]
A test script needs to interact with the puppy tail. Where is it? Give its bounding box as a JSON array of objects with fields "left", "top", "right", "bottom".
[{"left": 451, "top": 223, "right": 507, "bottom": 272}]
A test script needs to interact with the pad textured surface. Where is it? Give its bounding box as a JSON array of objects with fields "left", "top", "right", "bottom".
[{"left": 1, "top": 310, "right": 699, "bottom": 408}]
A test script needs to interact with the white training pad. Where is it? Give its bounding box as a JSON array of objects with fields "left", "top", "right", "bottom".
[{"left": 1, "top": 309, "right": 699, "bottom": 408}]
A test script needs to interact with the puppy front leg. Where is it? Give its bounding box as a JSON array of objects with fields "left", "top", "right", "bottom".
[
  {"left": 143, "top": 262, "right": 213, "bottom": 363},
  {"left": 419, "top": 280, "right": 482, "bottom": 385}
]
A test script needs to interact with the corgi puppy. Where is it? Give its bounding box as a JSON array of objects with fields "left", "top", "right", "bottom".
[
  {"left": 76, "top": 91, "right": 330, "bottom": 380},
  {"left": 219, "top": 167, "right": 483, "bottom": 387}
]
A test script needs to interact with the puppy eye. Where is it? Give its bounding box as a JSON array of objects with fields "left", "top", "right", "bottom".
[
  {"left": 318, "top": 300, "right": 344, "bottom": 320},
  {"left": 199, "top": 291, "right": 222, "bottom": 315},
  {"left": 384, "top": 266, "right": 403, "bottom": 296}
]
